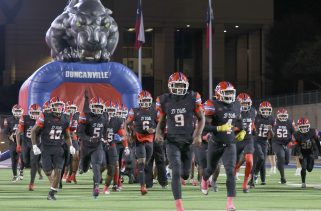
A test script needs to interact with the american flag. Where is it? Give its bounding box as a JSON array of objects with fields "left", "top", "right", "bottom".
[
  {"left": 206, "top": 0, "right": 214, "bottom": 49},
  {"left": 135, "top": 0, "right": 145, "bottom": 50}
]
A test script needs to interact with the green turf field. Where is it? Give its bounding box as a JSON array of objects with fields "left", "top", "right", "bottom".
[{"left": 0, "top": 167, "right": 320, "bottom": 211}]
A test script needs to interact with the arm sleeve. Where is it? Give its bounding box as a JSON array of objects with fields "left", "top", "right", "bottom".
[
  {"left": 18, "top": 116, "right": 25, "bottom": 132},
  {"left": 83, "top": 94, "right": 90, "bottom": 114},
  {"left": 194, "top": 92, "right": 203, "bottom": 113},
  {"left": 77, "top": 113, "right": 91, "bottom": 140},
  {"left": 36, "top": 113, "right": 45, "bottom": 128}
]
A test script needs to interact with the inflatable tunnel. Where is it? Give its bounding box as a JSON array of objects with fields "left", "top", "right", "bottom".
[{"left": 19, "top": 61, "right": 141, "bottom": 112}]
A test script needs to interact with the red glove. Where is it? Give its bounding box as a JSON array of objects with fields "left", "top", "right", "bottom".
[{"left": 16, "top": 145, "right": 22, "bottom": 153}]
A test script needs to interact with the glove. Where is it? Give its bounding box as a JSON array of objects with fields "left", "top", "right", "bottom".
[
  {"left": 114, "top": 134, "right": 122, "bottom": 142},
  {"left": 124, "top": 147, "right": 130, "bottom": 156},
  {"left": 32, "top": 145, "right": 41, "bottom": 155},
  {"left": 217, "top": 123, "right": 233, "bottom": 132},
  {"left": 69, "top": 145, "right": 76, "bottom": 155},
  {"left": 16, "top": 145, "right": 22, "bottom": 153},
  {"left": 236, "top": 130, "right": 246, "bottom": 141}
]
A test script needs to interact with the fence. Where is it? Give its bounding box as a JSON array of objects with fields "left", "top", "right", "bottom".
[{"left": 253, "top": 89, "right": 321, "bottom": 108}]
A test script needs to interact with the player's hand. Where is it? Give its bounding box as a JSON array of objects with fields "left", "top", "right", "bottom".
[
  {"left": 16, "top": 145, "right": 22, "bottom": 153},
  {"left": 236, "top": 130, "right": 246, "bottom": 142},
  {"left": 147, "top": 128, "right": 156, "bottom": 134},
  {"left": 69, "top": 145, "right": 76, "bottom": 155},
  {"left": 217, "top": 123, "right": 233, "bottom": 133},
  {"left": 114, "top": 134, "right": 122, "bottom": 142},
  {"left": 202, "top": 133, "right": 210, "bottom": 141},
  {"left": 192, "top": 135, "right": 202, "bottom": 147},
  {"left": 155, "top": 132, "right": 164, "bottom": 144},
  {"left": 32, "top": 145, "right": 41, "bottom": 155},
  {"left": 124, "top": 147, "right": 130, "bottom": 156}
]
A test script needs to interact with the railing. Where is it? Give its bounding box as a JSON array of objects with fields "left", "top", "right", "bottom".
[{"left": 253, "top": 89, "right": 321, "bottom": 107}]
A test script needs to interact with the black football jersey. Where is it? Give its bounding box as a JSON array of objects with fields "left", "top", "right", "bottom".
[
  {"left": 158, "top": 91, "right": 199, "bottom": 141},
  {"left": 254, "top": 115, "right": 275, "bottom": 141},
  {"left": 106, "top": 117, "right": 123, "bottom": 144},
  {"left": 79, "top": 113, "right": 107, "bottom": 148},
  {"left": 132, "top": 106, "right": 157, "bottom": 135},
  {"left": 4, "top": 116, "right": 19, "bottom": 143},
  {"left": 21, "top": 115, "right": 36, "bottom": 142},
  {"left": 294, "top": 128, "right": 318, "bottom": 155},
  {"left": 40, "top": 113, "right": 70, "bottom": 147},
  {"left": 210, "top": 99, "right": 241, "bottom": 144},
  {"left": 240, "top": 107, "right": 256, "bottom": 141},
  {"left": 272, "top": 119, "right": 295, "bottom": 144}
]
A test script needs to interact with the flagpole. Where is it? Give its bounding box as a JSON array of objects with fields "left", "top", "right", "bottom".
[
  {"left": 209, "top": 0, "right": 213, "bottom": 100},
  {"left": 138, "top": 46, "right": 142, "bottom": 83}
]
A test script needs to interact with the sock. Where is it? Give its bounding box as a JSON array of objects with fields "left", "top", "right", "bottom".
[{"left": 243, "top": 154, "right": 253, "bottom": 188}]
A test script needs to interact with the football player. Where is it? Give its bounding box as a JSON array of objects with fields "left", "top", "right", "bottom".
[
  {"left": 31, "top": 97, "right": 76, "bottom": 200},
  {"left": 290, "top": 118, "right": 320, "bottom": 188},
  {"left": 249, "top": 101, "right": 274, "bottom": 187},
  {"left": 125, "top": 90, "right": 157, "bottom": 195},
  {"left": 65, "top": 101, "right": 80, "bottom": 184},
  {"left": 16, "top": 104, "right": 42, "bottom": 191},
  {"left": 78, "top": 97, "right": 107, "bottom": 198},
  {"left": 200, "top": 82, "right": 244, "bottom": 211},
  {"left": 155, "top": 72, "right": 205, "bottom": 211},
  {"left": 234, "top": 93, "right": 256, "bottom": 193},
  {"left": 4, "top": 104, "right": 24, "bottom": 182},
  {"left": 269, "top": 108, "right": 295, "bottom": 184},
  {"left": 103, "top": 100, "right": 129, "bottom": 194}
]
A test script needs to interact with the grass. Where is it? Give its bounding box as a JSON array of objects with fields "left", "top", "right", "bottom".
[{"left": 0, "top": 166, "right": 320, "bottom": 211}]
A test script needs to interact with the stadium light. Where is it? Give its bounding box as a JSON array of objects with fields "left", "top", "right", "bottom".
[
  {"left": 186, "top": 24, "right": 190, "bottom": 28},
  {"left": 224, "top": 30, "right": 227, "bottom": 33},
  {"left": 128, "top": 28, "right": 135, "bottom": 32},
  {"left": 235, "top": 25, "right": 239, "bottom": 28}
]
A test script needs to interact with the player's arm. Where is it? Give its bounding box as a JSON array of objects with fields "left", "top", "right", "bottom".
[
  {"left": 155, "top": 97, "right": 166, "bottom": 143},
  {"left": 31, "top": 113, "right": 45, "bottom": 146},
  {"left": 83, "top": 89, "right": 90, "bottom": 114},
  {"left": 16, "top": 116, "right": 24, "bottom": 147},
  {"left": 312, "top": 130, "right": 320, "bottom": 155},
  {"left": 124, "top": 109, "right": 134, "bottom": 138},
  {"left": 77, "top": 113, "right": 91, "bottom": 141}
]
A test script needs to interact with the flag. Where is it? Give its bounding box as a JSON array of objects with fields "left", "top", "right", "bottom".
[
  {"left": 135, "top": 0, "right": 145, "bottom": 50},
  {"left": 206, "top": 0, "right": 214, "bottom": 49}
]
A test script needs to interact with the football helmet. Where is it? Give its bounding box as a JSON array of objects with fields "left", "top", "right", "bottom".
[
  {"left": 277, "top": 108, "right": 288, "bottom": 122},
  {"left": 237, "top": 93, "right": 252, "bottom": 112},
  {"left": 168, "top": 72, "right": 189, "bottom": 95},
  {"left": 215, "top": 81, "right": 236, "bottom": 104},
  {"left": 203, "top": 99, "right": 215, "bottom": 116},
  {"left": 297, "top": 117, "right": 310, "bottom": 133},
  {"left": 115, "top": 103, "right": 122, "bottom": 118},
  {"left": 29, "top": 104, "right": 41, "bottom": 120},
  {"left": 121, "top": 105, "right": 128, "bottom": 119},
  {"left": 259, "top": 101, "right": 272, "bottom": 118},
  {"left": 138, "top": 90, "right": 153, "bottom": 108},
  {"left": 12, "top": 104, "right": 23, "bottom": 118},
  {"left": 43, "top": 100, "right": 51, "bottom": 112},
  {"left": 89, "top": 97, "right": 104, "bottom": 115},
  {"left": 66, "top": 101, "right": 78, "bottom": 115},
  {"left": 50, "top": 97, "right": 65, "bottom": 114},
  {"left": 105, "top": 100, "right": 117, "bottom": 117}
]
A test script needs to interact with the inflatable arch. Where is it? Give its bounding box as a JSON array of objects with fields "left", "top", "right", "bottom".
[{"left": 19, "top": 61, "right": 141, "bottom": 112}]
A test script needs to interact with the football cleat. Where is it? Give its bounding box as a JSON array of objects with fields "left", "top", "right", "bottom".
[
  {"left": 93, "top": 186, "right": 100, "bottom": 198},
  {"left": 211, "top": 180, "right": 218, "bottom": 192},
  {"left": 243, "top": 187, "right": 249, "bottom": 193},
  {"left": 295, "top": 168, "right": 302, "bottom": 176},
  {"left": 47, "top": 190, "right": 57, "bottom": 200},
  {"left": 280, "top": 178, "right": 287, "bottom": 184},
  {"left": 28, "top": 183, "right": 34, "bottom": 191},
  {"left": 190, "top": 178, "right": 198, "bottom": 186},
  {"left": 301, "top": 183, "right": 306, "bottom": 188},
  {"left": 201, "top": 177, "right": 209, "bottom": 195},
  {"left": 112, "top": 184, "right": 120, "bottom": 192},
  {"left": 66, "top": 173, "right": 77, "bottom": 184},
  {"left": 11, "top": 176, "right": 18, "bottom": 182},
  {"left": 140, "top": 185, "right": 148, "bottom": 195},
  {"left": 261, "top": 182, "right": 266, "bottom": 185},
  {"left": 103, "top": 185, "right": 110, "bottom": 195},
  {"left": 62, "top": 172, "right": 68, "bottom": 181}
]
